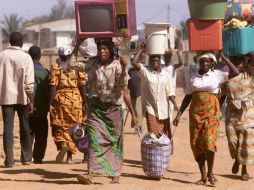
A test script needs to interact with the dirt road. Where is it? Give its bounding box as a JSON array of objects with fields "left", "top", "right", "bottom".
[{"left": 1, "top": 88, "right": 254, "bottom": 190}]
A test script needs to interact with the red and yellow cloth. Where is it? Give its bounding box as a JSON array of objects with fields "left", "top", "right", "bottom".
[{"left": 189, "top": 92, "right": 220, "bottom": 160}]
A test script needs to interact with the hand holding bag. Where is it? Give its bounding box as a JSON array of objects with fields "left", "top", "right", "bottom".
[{"left": 70, "top": 123, "right": 89, "bottom": 153}]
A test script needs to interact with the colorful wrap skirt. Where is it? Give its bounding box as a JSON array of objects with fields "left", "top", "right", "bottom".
[
  {"left": 146, "top": 112, "right": 172, "bottom": 138},
  {"left": 189, "top": 92, "right": 220, "bottom": 160},
  {"left": 87, "top": 98, "right": 124, "bottom": 176},
  {"left": 50, "top": 88, "right": 83, "bottom": 154}
]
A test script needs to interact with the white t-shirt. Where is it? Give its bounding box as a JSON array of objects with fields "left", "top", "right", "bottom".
[
  {"left": 185, "top": 69, "right": 229, "bottom": 95},
  {"left": 163, "top": 65, "right": 176, "bottom": 96}
]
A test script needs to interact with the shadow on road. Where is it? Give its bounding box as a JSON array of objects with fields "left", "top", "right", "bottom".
[
  {"left": 121, "top": 172, "right": 194, "bottom": 184},
  {"left": 121, "top": 172, "right": 152, "bottom": 180},
  {"left": 167, "top": 169, "right": 196, "bottom": 175},
  {"left": 0, "top": 177, "right": 78, "bottom": 185},
  {"left": 123, "top": 159, "right": 142, "bottom": 168},
  {"left": 0, "top": 168, "right": 77, "bottom": 179},
  {"left": 124, "top": 159, "right": 142, "bottom": 165},
  {"left": 163, "top": 177, "right": 193, "bottom": 184},
  {"left": 71, "top": 168, "right": 88, "bottom": 172},
  {"left": 217, "top": 174, "right": 241, "bottom": 180}
]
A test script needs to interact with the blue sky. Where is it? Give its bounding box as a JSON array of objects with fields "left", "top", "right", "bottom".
[{"left": 1, "top": 0, "right": 190, "bottom": 26}]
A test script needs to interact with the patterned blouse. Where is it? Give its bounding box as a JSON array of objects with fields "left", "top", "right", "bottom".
[{"left": 86, "top": 59, "right": 128, "bottom": 105}]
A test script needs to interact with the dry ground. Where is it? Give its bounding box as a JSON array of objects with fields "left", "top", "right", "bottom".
[{"left": 0, "top": 88, "right": 254, "bottom": 190}]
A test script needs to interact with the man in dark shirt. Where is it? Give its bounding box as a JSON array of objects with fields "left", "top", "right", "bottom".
[
  {"left": 128, "top": 66, "right": 143, "bottom": 131},
  {"left": 28, "top": 46, "right": 49, "bottom": 164}
]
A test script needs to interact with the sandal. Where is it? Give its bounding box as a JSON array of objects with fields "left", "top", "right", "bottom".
[
  {"left": 241, "top": 173, "right": 250, "bottom": 181},
  {"left": 195, "top": 178, "right": 207, "bottom": 185},
  {"left": 77, "top": 174, "right": 93, "bottom": 185},
  {"left": 207, "top": 174, "right": 218, "bottom": 186},
  {"left": 232, "top": 161, "right": 240, "bottom": 174},
  {"left": 111, "top": 176, "right": 120, "bottom": 184}
]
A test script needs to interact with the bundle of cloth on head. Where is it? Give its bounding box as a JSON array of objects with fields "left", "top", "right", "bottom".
[
  {"left": 71, "top": 34, "right": 98, "bottom": 58},
  {"left": 58, "top": 45, "right": 72, "bottom": 56},
  {"left": 224, "top": 18, "right": 248, "bottom": 29},
  {"left": 79, "top": 38, "right": 97, "bottom": 57},
  {"left": 198, "top": 53, "right": 217, "bottom": 64}
]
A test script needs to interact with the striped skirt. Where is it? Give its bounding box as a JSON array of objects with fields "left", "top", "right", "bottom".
[
  {"left": 225, "top": 72, "right": 254, "bottom": 165},
  {"left": 226, "top": 124, "right": 254, "bottom": 165},
  {"left": 86, "top": 98, "right": 124, "bottom": 176}
]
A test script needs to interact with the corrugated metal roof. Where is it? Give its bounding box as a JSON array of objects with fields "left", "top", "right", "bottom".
[{"left": 25, "top": 19, "right": 76, "bottom": 32}]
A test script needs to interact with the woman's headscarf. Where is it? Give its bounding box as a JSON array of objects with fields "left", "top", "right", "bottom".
[{"left": 198, "top": 53, "right": 217, "bottom": 64}]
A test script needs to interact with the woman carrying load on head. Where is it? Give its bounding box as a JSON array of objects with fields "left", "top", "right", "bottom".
[
  {"left": 131, "top": 42, "right": 179, "bottom": 139},
  {"left": 173, "top": 52, "right": 239, "bottom": 186},
  {"left": 49, "top": 45, "right": 87, "bottom": 164},
  {"left": 76, "top": 38, "right": 137, "bottom": 185},
  {"left": 224, "top": 55, "right": 254, "bottom": 181}
]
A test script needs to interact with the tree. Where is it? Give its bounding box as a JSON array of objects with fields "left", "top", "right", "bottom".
[
  {"left": 179, "top": 20, "right": 188, "bottom": 40},
  {"left": 23, "top": 0, "right": 75, "bottom": 27},
  {"left": 48, "top": 0, "right": 75, "bottom": 22},
  {"left": 2, "top": 14, "right": 23, "bottom": 40}
]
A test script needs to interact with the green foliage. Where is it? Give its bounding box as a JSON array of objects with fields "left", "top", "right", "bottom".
[
  {"left": 48, "top": 0, "right": 75, "bottom": 22},
  {"left": 2, "top": 14, "right": 23, "bottom": 39},
  {"left": 23, "top": 0, "right": 75, "bottom": 27},
  {"left": 179, "top": 20, "right": 188, "bottom": 40}
]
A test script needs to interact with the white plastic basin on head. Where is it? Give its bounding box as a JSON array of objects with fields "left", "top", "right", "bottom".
[
  {"left": 144, "top": 23, "right": 170, "bottom": 55},
  {"left": 144, "top": 22, "right": 170, "bottom": 36},
  {"left": 146, "top": 33, "right": 168, "bottom": 55}
]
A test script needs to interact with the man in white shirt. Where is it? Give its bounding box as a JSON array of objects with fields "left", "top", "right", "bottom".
[
  {"left": 163, "top": 49, "right": 183, "bottom": 120},
  {"left": 0, "top": 32, "right": 34, "bottom": 167},
  {"left": 132, "top": 43, "right": 178, "bottom": 138}
]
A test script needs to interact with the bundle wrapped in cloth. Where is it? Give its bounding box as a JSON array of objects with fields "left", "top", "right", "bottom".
[
  {"left": 141, "top": 133, "right": 171, "bottom": 178},
  {"left": 224, "top": 18, "right": 248, "bottom": 29},
  {"left": 68, "top": 35, "right": 98, "bottom": 71}
]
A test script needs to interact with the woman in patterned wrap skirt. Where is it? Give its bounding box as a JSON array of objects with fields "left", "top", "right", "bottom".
[
  {"left": 76, "top": 38, "right": 136, "bottom": 184},
  {"left": 173, "top": 52, "right": 239, "bottom": 186},
  {"left": 49, "top": 45, "right": 87, "bottom": 163}
]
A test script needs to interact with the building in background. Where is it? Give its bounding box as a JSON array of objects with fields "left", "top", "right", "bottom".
[{"left": 24, "top": 19, "right": 75, "bottom": 48}]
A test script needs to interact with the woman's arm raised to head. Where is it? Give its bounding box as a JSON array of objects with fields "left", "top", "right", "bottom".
[
  {"left": 132, "top": 42, "right": 145, "bottom": 71},
  {"left": 72, "top": 38, "right": 85, "bottom": 57},
  {"left": 220, "top": 52, "right": 239, "bottom": 75}
]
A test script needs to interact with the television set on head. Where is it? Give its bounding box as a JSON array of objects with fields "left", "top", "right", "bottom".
[{"left": 75, "top": 0, "right": 137, "bottom": 38}]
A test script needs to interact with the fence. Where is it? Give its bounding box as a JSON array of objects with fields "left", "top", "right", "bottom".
[{"left": 40, "top": 53, "right": 59, "bottom": 70}]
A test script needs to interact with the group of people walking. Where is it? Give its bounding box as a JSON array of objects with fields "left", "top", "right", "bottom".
[
  {"left": 1, "top": 31, "right": 254, "bottom": 186},
  {"left": 0, "top": 32, "right": 136, "bottom": 184}
]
